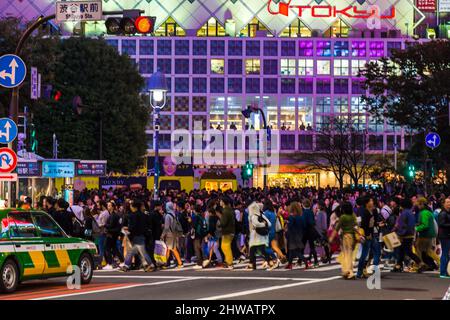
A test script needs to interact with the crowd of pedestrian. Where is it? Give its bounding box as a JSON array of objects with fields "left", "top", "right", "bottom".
[{"left": 22, "top": 185, "right": 450, "bottom": 279}]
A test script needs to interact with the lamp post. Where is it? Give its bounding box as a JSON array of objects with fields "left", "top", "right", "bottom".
[{"left": 148, "top": 72, "right": 168, "bottom": 200}]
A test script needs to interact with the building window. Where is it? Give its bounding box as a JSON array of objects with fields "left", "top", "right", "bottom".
[
  {"left": 228, "top": 78, "right": 242, "bottom": 94},
  {"left": 324, "top": 19, "right": 350, "bottom": 38},
  {"left": 197, "top": 17, "right": 226, "bottom": 37},
  {"left": 280, "top": 19, "right": 311, "bottom": 37},
  {"left": 192, "top": 96, "right": 207, "bottom": 112},
  {"left": 333, "top": 97, "right": 349, "bottom": 113},
  {"left": 369, "top": 116, "right": 383, "bottom": 133},
  {"left": 264, "top": 97, "right": 278, "bottom": 129},
  {"left": 240, "top": 17, "right": 272, "bottom": 37},
  {"left": 228, "top": 59, "right": 243, "bottom": 74},
  {"left": 263, "top": 41, "right": 278, "bottom": 56},
  {"left": 263, "top": 78, "right": 278, "bottom": 94},
  {"left": 210, "top": 40, "right": 225, "bottom": 55},
  {"left": 139, "top": 40, "right": 153, "bottom": 55},
  {"left": 122, "top": 40, "right": 136, "bottom": 56},
  {"left": 193, "top": 59, "right": 207, "bottom": 74},
  {"left": 174, "top": 96, "right": 189, "bottom": 112},
  {"left": 352, "top": 41, "right": 366, "bottom": 57},
  {"left": 246, "top": 40, "right": 260, "bottom": 56},
  {"left": 334, "top": 41, "right": 349, "bottom": 57},
  {"left": 316, "top": 79, "right": 331, "bottom": 94},
  {"left": 263, "top": 59, "right": 278, "bottom": 75},
  {"left": 106, "top": 39, "right": 119, "bottom": 50},
  {"left": 351, "top": 60, "right": 366, "bottom": 76},
  {"left": 175, "top": 59, "right": 189, "bottom": 74},
  {"left": 334, "top": 59, "right": 349, "bottom": 76},
  {"left": 315, "top": 115, "right": 332, "bottom": 130},
  {"left": 227, "top": 97, "right": 243, "bottom": 130},
  {"left": 280, "top": 97, "right": 296, "bottom": 130},
  {"left": 281, "top": 41, "right": 296, "bottom": 56},
  {"left": 210, "top": 78, "right": 225, "bottom": 93},
  {"left": 245, "top": 59, "right": 260, "bottom": 75},
  {"left": 299, "top": 134, "right": 313, "bottom": 150},
  {"left": 281, "top": 59, "right": 296, "bottom": 76},
  {"left": 175, "top": 40, "right": 189, "bottom": 55},
  {"left": 387, "top": 41, "right": 402, "bottom": 57},
  {"left": 281, "top": 134, "right": 296, "bottom": 150},
  {"left": 157, "top": 58, "right": 171, "bottom": 74},
  {"left": 351, "top": 97, "right": 365, "bottom": 113},
  {"left": 298, "top": 59, "right": 314, "bottom": 76},
  {"left": 193, "top": 40, "right": 207, "bottom": 55},
  {"left": 351, "top": 79, "right": 366, "bottom": 94},
  {"left": 299, "top": 41, "right": 313, "bottom": 56},
  {"left": 334, "top": 79, "right": 348, "bottom": 94},
  {"left": 175, "top": 115, "right": 189, "bottom": 130},
  {"left": 352, "top": 115, "right": 366, "bottom": 131},
  {"left": 298, "top": 78, "right": 313, "bottom": 94},
  {"left": 298, "top": 97, "right": 313, "bottom": 128},
  {"left": 228, "top": 40, "right": 243, "bottom": 56},
  {"left": 316, "top": 41, "right": 332, "bottom": 57},
  {"left": 245, "top": 78, "right": 260, "bottom": 94},
  {"left": 317, "top": 60, "right": 331, "bottom": 75},
  {"left": 316, "top": 97, "right": 331, "bottom": 113},
  {"left": 139, "top": 59, "right": 153, "bottom": 74},
  {"left": 369, "top": 135, "right": 384, "bottom": 150},
  {"left": 209, "top": 97, "right": 225, "bottom": 129},
  {"left": 157, "top": 40, "right": 172, "bottom": 55},
  {"left": 369, "top": 41, "right": 384, "bottom": 57},
  {"left": 175, "top": 78, "right": 189, "bottom": 93},
  {"left": 192, "top": 114, "right": 207, "bottom": 130},
  {"left": 154, "top": 17, "right": 185, "bottom": 37},
  {"left": 211, "top": 59, "right": 225, "bottom": 74},
  {"left": 281, "top": 79, "right": 296, "bottom": 94},
  {"left": 193, "top": 78, "right": 207, "bottom": 93}
]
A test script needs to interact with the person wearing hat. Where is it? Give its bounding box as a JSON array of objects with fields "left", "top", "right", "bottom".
[
  {"left": 218, "top": 196, "right": 236, "bottom": 269},
  {"left": 415, "top": 197, "right": 440, "bottom": 271}
]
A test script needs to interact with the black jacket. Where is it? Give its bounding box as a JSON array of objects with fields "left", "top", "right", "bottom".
[
  {"left": 54, "top": 209, "right": 74, "bottom": 236},
  {"left": 438, "top": 209, "right": 450, "bottom": 239},
  {"left": 106, "top": 212, "right": 122, "bottom": 237},
  {"left": 128, "top": 210, "right": 149, "bottom": 240},
  {"left": 149, "top": 210, "right": 163, "bottom": 241}
]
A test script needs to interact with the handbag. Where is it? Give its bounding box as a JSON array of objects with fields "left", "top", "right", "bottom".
[
  {"left": 382, "top": 232, "right": 401, "bottom": 250},
  {"left": 255, "top": 214, "right": 269, "bottom": 236},
  {"left": 154, "top": 240, "right": 168, "bottom": 266}
]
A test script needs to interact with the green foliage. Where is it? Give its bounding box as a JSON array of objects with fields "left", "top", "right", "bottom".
[{"left": 0, "top": 18, "right": 148, "bottom": 174}]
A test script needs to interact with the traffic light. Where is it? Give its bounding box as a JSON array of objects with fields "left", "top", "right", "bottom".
[
  {"left": 43, "top": 84, "right": 62, "bottom": 102},
  {"left": 242, "top": 161, "right": 254, "bottom": 180},
  {"left": 408, "top": 164, "right": 415, "bottom": 179},
  {"left": 105, "top": 10, "right": 156, "bottom": 35},
  {"left": 30, "top": 123, "right": 37, "bottom": 153}
]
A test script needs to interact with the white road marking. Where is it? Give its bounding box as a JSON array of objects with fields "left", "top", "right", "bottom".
[
  {"left": 31, "top": 278, "right": 196, "bottom": 300},
  {"left": 93, "top": 275, "right": 327, "bottom": 281},
  {"left": 197, "top": 275, "right": 342, "bottom": 300}
]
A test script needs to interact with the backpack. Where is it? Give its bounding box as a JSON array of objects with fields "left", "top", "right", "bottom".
[
  {"left": 168, "top": 213, "right": 184, "bottom": 236},
  {"left": 255, "top": 213, "right": 269, "bottom": 236},
  {"left": 194, "top": 215, "right": 208, "bottom": 238}
]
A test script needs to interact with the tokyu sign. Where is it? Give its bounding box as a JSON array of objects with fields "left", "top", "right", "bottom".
[
  {"left": 56, "top": 1, "right": 102, "bottom": 22},
  {"left": 267, "top": 0, "right": 395, "bottom": 19}
]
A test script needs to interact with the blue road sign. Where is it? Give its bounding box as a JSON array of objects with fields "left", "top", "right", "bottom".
[
  {"left": 0, "top": 118, "right": 18, "bottom": 144},
  {"left": 0, "top": 54, "right": 27, "bottom": 89},
  {"left": 425, "top": 132, "right": 441, "bottom": 149}
]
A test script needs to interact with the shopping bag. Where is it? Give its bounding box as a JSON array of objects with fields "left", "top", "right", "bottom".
[
  {"left": 382, "top": 232, "right": 401, "bottom": 250},
  {"left": 154, "top": 240, "right": 168, "bottom": 266}
]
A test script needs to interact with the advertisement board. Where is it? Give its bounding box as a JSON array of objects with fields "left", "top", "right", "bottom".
[{"left": 42, "top": 161, "right": 75, "bottom": 178}]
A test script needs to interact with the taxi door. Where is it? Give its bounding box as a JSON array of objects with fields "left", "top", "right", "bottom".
[
  {"left": 32, "top": 212, "right": 73, "bottom": 275},
  {"left": 8, "top": 211, "right": 46, "bottom": 277}
]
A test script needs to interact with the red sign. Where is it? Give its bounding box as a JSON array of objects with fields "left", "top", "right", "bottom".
[
  {"left": 0, "top": 147, "right": 17, "bottom": 173},
  {"left": 416, "top": 0, "right": 436, "bottom": 11},
  {"left": 267, "top": 0, "right": 396, "bottom": 19},
  {"left": 0, "top": 173, "right": 18, "bottom": 181}
]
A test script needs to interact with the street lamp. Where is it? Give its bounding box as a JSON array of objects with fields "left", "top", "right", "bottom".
[{"left": 148, "top": 72, "right": 168, "bottom": 200}]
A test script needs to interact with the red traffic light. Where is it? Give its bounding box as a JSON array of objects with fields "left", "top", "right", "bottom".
[
  {"left": 135, "top": 16, "right": 154, "bottom": 34},
  {"left": 54, "top": 90, "right": 62, "bottom": 101}
]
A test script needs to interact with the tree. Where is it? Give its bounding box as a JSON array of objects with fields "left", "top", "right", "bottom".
[
  {"left": 361, "top": 40, "right": 450, "bottom": 187},
  {"left": 0, "top": 18, "right": 149, "bottom": 174}
]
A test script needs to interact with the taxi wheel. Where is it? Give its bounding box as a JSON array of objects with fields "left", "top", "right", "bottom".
[
  {"left": 0, "top": 259, "right": 19, "bottom": 293},
  {"left": 78, "top": 253, "right": 94, "bottom": 284}
]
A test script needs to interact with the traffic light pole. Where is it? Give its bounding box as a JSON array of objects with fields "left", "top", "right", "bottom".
[{"left": 255, "top": 107, "right": 268, "bottom": 189}]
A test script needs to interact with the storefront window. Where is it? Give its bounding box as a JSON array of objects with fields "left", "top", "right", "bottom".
[
  {"left": 263, "top": 96, "right": 278, "bottom": 130},
  {"left": 298, "top": 59, "right": 314, "bottom": 76},
  {"left": 281, "top": 59, "right": 296, "bottom": 76},
  {"left": 268, "top": 173, "right": 318, "bottom": 188},
  {"left": 211, "top": 59, "right": 225, "bottom": 74},
  {"left": 245, "top": 59, "right": 260, "bottom": 75},
  {"left": 227, "top": 97, "right": 243, "bottom": 130},
  {"left": 298, "top": 97, "right": 313, "bottom": 129},
  {"left": 209, "top": 97, "right": 225, "bottom": 130},
  {"left": 280, "top": 97, "right": 295, "bottom": 131},
  {"left": 317, "top": 60, "right": 331, "bottom": 75}
]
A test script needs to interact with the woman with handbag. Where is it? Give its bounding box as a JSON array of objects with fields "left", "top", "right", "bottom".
[{"left": 285, "top": 201, "right": 309, "bottom": 270}]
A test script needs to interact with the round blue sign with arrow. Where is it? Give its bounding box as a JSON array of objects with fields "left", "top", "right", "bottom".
[
  {"left": 425, "top": 132, "right": 441, "bottom": 149},
  {"left": 0, "top": 118, "right": 18, "bottom": 144},
  {"left": 0, "top": 54, "right": 27, "bottom": 89}
]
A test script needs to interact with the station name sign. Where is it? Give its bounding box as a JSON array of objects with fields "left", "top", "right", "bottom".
[
  {"left": 267, "top": 0, "right": 396, "bottom": 19},
  {"left": 55, "top": 1, "right": 102, "bottom": 22}
]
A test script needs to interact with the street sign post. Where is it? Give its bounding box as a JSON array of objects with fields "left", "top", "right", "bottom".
[
  {"left": 55, "top": 1, "right": 102, "bottom": 22},
  {"left": 0, "top": 173, "right": 17, "bottom": 182},
  {"left": 0, "top": 118, "right": 18, "bottom": 144},
  {"left": 31, "top": 67, "right": 38, "bottom": 100},
  {"left": 425, "top": 132, "right": 441, "bottom": 149},
  {"left": 0, "top": 54, "right": 27, "bottom": 89},
  {"left": 0, "top": 147, "right": 18, "bottom": 173}
]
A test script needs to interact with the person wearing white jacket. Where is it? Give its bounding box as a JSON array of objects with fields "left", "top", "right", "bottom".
[{"left": 247, "top": 200, "right": 274, "bottom": 271}]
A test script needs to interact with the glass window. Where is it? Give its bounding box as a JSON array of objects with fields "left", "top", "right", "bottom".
[
  {"left": 210, "top": 78, "right": 225, "bottom": 93},
  {"left": 139, "top": 40, "right": 153, "bottom": 55},
  {"left": 351, "top": 60, "right": 367, "bottom": 76},
  {"left": 8, "top": 212, "right": 38, "bottom": 238},
  {"left": 139, "top": 59, "right": 153, "bottom": 74},
  {"left": 298, "top": 97, "right": 313, "bottom": 129},
  {"left": 157, "top": 59, "right": 171, "bottom": 74},
  {"left": 263, "top": 78, "right": 278, "bottom": 94},
  {"left": 106, "top": 39, "right": 119, "bottom": 51},
  {"left": 299, "top": 41, "right": 313, "bottom": 56},
  {"left": 192, "top": 96, "right": 207, "bottom": 112},
  {"left": 281, "top": 41, "right": 296, "bottom": 56},
  {"left": 334, "top": 41, "right": 349, "bottom": 57},
  {"left": 263, "top": 41, "right": 278, "bottom": 56},
  {"left": 174, "top": 96, "right": 189, "bottom": 112},
  {"left": 281, "top": 79, "right": 296, "bottom": 94},
  {"left": 175, "top": 40, "right": 189, "bottom": 55},
  {"left": 298, "top": 78, "right": 313, "bottom": 94},
  {"left": 317, "top": 60, "right": 331, "bottom": 75},
  {"left": 315, "top": 115, "right": 332, "bottom": 130},
  {"left": 122, "top": 40, "right": 136, "bottom": 56},
  {"left": 193, "top": 40, "right": 207, "bottom": 55},
  {"left": 387, "top": 41, "right": 402, "bottom": 57},
  {"left": 263, "top": 97, "right": 278, "bottom": 130},
  {"left": 369, "top": 41, "right": 384, "bottom": 57},
  {"left": 193, "top": 59, "right": 207, "bottom": 74},
  {"left": 227, "top": 97, "right": 243, "bottom": 130},
  {"left": 175, "top": 115, "right": 189, "bottom": 130},
  {"left": 228, "top": 40, "right": 243, "bottom": 56},
  {"left": 280, "top": 19, "right": 311, "bottom": 38},
  {"left": 368, "top": 116, "right": 384, "bottom": 133},
  {"left": 334, "top": 59, "right": 349, "bottom": 76},
  {"left": 280, "top": 97, "right": 296, "bottom": 131},
  {"left": 334, "top": 79, "right": 348, "bottom": 94},
  {"left": 298, "top": 59, "right": 314, "bottom": 76},
  {"left": 175, "top": 59, "right": 189, "bottom": 74},
  {"left": 245, "top": 59, "right": 260, "bottom": 75},
  {"left": 369, "top": 135, "right": 384, "bottom": 150},
  {"left": 352, "top": 79, "right": 366, "bottom": 94},
  {"left": 228, "top": 78, "right": 242, "bottom": 94},
  {"left": 281, "top": 134, "right": 296, "bottom": 150},
  {"left": 175, "top": 78, "right": 189, "bottom": 93},
  {"left": 246, "top": 40, "right": 260, "bottom": 56},
  {"left": 157, "top": 39, "right": 172, "bottom": 55},
  {"left": 324, "top": 19, "right": 349, "bottom": 38},
  {"left": 351, "top": 97, "right": 365, "bottom": 113},
  {"left": 211, "top": 59, "right": 225, "bottom": 74},
  {"left": 299, "top": 134, "right": 313, "bottom": 150},
  {"left": 333, "top": 97, "right": 349, "bottom": 113},
  {"left": 193, "top": 78, "right": 207, "bottom": 93},
  {"left": 316, "top": 97, "right": 331, "bottom": 113},
  {"left": 209, "top": 97, "right": 225, "bottom": 129},
  {"left": 316, "top": 79, "right": 331, "bottom": 94},
  {"left": 33, "top": 213, "right": 64, "bottom": 238},
  {"left": 352, "top": 41, "right": 366, "bottom": 57},
  {"left": 228, "top": 59, "right": 243, "bottom": 74},
  {"left": 154, "top": 17, "right": 185, "bottom": 37},
  {"left": 352, "top": 115, "right": 366, "bottom": 131},
  {"left": 197, "top": 17, "right": 226, "bottom": 37},
  {"left": 210, "top": 40, "right": 225, "bottom": 55},
  {"left": 263, "top": 59, "right": 278, "bottom": 75},
  {"left": 316, "top": 41, "right": 331, "bottom": 56},
  {"left": 281, "top": 59, "right": 296, "bottom": 76},
  {"left": 240, "top": 17, "right": 272, "bottom": 37},
  {"left": 245, "top": 78, "right": 260, "bottom": 93}
]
